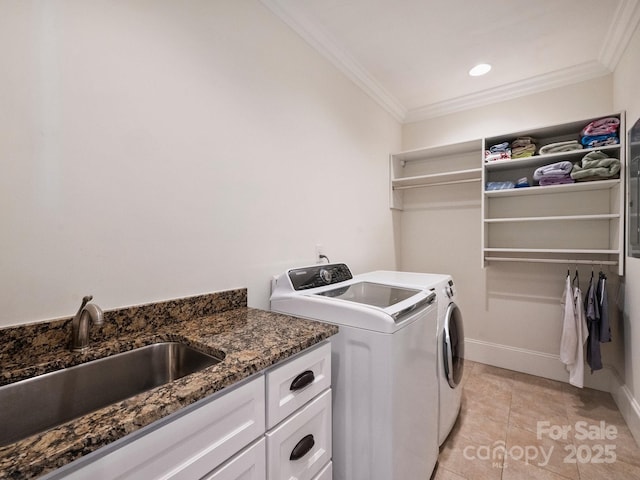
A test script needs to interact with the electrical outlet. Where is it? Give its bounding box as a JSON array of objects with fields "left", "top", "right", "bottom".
[{"left": 315, "top": 244, "right": 324, "bottom": 264}]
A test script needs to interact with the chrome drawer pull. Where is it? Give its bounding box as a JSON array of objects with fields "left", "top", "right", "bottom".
[{"left": 289, "top": 434, "right": 315, "bottom": 461}]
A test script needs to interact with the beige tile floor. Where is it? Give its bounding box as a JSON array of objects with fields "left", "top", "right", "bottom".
[{"left": 433, "top": 360, "right": 640, "bottom": 480}]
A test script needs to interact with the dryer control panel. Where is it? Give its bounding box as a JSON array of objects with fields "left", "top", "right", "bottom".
[
  {"left": 288, "top": 263, "right": 353, "bottom": 290},
  {"left": 446, "top": 279, "right": 455, "bottom": 299}
]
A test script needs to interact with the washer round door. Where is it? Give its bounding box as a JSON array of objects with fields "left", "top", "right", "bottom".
[{"left": 443, "top": 302, "right": 464, "bottom": 388}]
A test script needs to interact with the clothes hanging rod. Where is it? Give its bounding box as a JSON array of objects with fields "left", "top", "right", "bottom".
[
  {"left": 484, "top": 256, "right": 618, "bottom": 266},
  {"left": 393, "top": 178, "right": 481, "bottom": 190}
]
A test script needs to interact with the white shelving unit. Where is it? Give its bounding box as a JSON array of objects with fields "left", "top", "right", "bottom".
[
  {"left": 390, "top": 140, "right": 482, "bottom": 210},
  {"left": 481, "top": 113, "right": 625, "bottom": 275}
]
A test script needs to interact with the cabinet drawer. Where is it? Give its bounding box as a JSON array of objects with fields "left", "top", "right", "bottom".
[
  {"left": 311, "top": 462, "right": 332, "bottom": 480},
  {"left": 266, "top": 389, "right": 332, "bottom": 480},
  {"left": 266, "top": 341, "right": 331, "bottom": 429},
  {"left": 51, "top": 376, "right": 265, "bottom": 480},
  {"left": 201, "top": 438, "right": 266, "bottom": 480}
]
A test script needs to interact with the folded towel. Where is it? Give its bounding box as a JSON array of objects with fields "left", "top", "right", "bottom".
[
  {"left": 512, "top": 144, "right": 536, "bottom": 158},
  {"left": 571, "top": 152, "right": 620, "bottom": 181},
  {"left": 571, "top": 165, "right": 620, "bottom": 181},
  {"left": 511, "top": 137, "right": 537, "bottom": 148},
  {"left": 539, "top": 175, "right": 574, "bottom": 186},
  {"left": 581, "top": 134, "right": 619, "bottom": 148},
  {"left": 489, "top": 142, "right": 510, "bottom": 154},
  {"left": 486, "top": 181, "right": 515, "bottom": 191},
  {"left": 484, "top": 150, "right": 511, "bottom": 162},
  {"left": 539, "top": 141, "right": 583, "bottom": 155},
  {"left": 579, "top": 151, "right": 614, "bottom": 167},
  {"left": 581, "top": 117, "right": 620, "bottom": 136},
  {"left": 533, "top": 161, "right": 574, "bottom": 180}
]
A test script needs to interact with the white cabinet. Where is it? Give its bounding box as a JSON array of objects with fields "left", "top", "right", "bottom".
[
  {"left": 311, "top": 462, "right": 332, "bottom": 480},
  {"left": 42, "top": 341, "right": 333, "bottom": 480},
  {"left": 202, "top": 439, "right": 266, "bottom": 480},
  {"left": 265, "top": 342, "right": 331, "bottom": 429},
  {"left": 266, "top": 390, "right": 332, "bottom": 480},
  {"left": 389, "top": 140, "right": 482, "bottom": 210},
  {"left": 481, "top": 113, "right": 625, "bottom": 275},
  {"left": 44, "top": 376, "right": 266, "bottom": 480},
  {"left": 265, "top": 342, "right": 332, "bottom": 480}
]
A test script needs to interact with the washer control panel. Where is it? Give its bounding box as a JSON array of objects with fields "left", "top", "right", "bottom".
[{"left": 288, "top": 263, "right": 353, "bottom": 290}]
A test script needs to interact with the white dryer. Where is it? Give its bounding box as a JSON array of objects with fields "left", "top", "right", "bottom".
[{"left": 357, "top": 271, "right": 465, "bottom": 446}]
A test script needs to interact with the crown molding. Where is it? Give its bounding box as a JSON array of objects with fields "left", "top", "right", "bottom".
[
  {"left": 262, "top": 0, "right": 640, "bottom": 124},
  {"left": 404, "top": 61, "right": 611, "bottom": 123},
  {"left": 599, "top": 0, "right": 640, "bottom": 70},
  {"left": 260, "top": 0, "right": 406, "bottom": 122}
]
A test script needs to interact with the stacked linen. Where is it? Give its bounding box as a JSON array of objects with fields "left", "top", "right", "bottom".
[
  {"left": 570, "top": 151, "right": 621, "bottom": 182},
  {"left": 581, "top": 117, "right": 619, "bottom": 148},
  {"left": 511, "top": 137, "right": 537, "bottom": 159},
  {"left": 533, "top": 160, "right": 574, "bottom": 186},
  {"left": 485, "top": 141, "right": 511, "bottom": 162},
  {"left": 539, "top": 140, "right": 583, "bottom": 155},
  {"left": 486, "top": 181, "right": 515, "bottom": 191}
]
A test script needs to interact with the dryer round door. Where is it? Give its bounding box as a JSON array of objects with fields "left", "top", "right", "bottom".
[{"left": 443, "top": 302, "right": 464, "bottom": 388}]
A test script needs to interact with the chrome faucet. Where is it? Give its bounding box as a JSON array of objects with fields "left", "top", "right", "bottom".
[{"left": 70, "top": 295, "right": 104, "bottom": 352}]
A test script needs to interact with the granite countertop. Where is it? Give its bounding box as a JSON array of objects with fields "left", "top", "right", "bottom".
[{"left": 0, "top": 289, "right": 338, "bottom": 480}]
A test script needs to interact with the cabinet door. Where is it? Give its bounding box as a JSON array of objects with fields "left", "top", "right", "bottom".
[
  {"left": 47, "top": 376, "right": 265, "bottom": 480},
  {"left": 266, "top": 389, "right": 332, "bottom": 480},
  {"left": 311, "top": 461, "right": 332, "bottom": 480},
  {"left": 201, "top": 438, "right": 266, "bottom": 480},
  {"left": 266, "top": 342, "right": 331, "bottom": 429}
]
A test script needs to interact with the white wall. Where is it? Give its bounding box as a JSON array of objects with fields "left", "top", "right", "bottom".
[
  {"left": 0, "top": 0, "right": 401, "bottom": 327},
  {"left": 399, "top": 76, "right": 626, "bottom": 387},
  {"left": 613, "top": 22, "right": 640, "bottom": 435}
]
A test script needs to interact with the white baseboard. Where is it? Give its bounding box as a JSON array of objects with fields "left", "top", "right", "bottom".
[
  {"left": 464, "top": 338, "right": 640, "bottom": 444},
  {"left": 610, "top": 372, "right": 640, "bottom": 447},
  {"left": 464, "top": 338, "right": 610, "bottom": 391}
]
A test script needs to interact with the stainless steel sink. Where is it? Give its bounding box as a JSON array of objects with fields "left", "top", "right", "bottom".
[{"left": 0, "top": 342, "right": 223, "bottom": 447}]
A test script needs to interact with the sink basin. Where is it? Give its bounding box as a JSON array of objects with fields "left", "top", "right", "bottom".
[{"left": 0, "top": 342, "right": 223, "bottom": 447}]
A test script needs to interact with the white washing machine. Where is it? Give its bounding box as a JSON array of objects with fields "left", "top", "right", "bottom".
[
  {"left": 357, "top": 271, "right": 465, "bottom": 446},
  {"left": 270, "top": 263, "right": 439, "bottom": 480}
]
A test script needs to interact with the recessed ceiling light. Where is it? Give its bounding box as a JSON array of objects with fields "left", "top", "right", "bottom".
[{"left": 469, "top": 63, "right": 492, "bottom": 77}]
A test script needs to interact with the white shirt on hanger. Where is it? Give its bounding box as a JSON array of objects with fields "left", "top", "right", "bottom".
[{"left": 560, "top": 273, "right": 588, "bottom": 388}]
